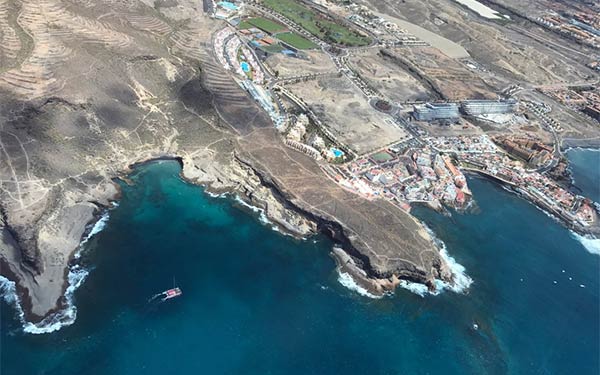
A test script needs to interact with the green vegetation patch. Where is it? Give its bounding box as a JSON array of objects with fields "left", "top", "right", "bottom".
[
  {"left": 261, "top": 0, "right": 371, "bottom": 47},
  {"left": 371, "top": 152, "right": 394, "bottom": 162},
  {"left": 240, "top": 17, "right": 287, "bottom": 33},
  {"left": 261, "top": 44, "right": 285, "bottom": 53},
  {"left": 276, "top": 32, "right": 318, "bottom": 49},
  {"left": 237, "top": 20, "right": 254, "bottom": 29}
]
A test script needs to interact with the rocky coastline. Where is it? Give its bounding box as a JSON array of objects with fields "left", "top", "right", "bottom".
[{"left": 1, "top": 146, "right": 460, "bottom": 329}]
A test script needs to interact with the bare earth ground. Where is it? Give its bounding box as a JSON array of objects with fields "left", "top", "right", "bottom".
[
  {"left": 265, "top": 50, "right": 337, "bottom": 78},
  {"left": 347, "top": 49, "right": 431, "bottom": 102},
  {"left": 380, "top": 46, "right": 497, "bottom": 100},
  {"left": 287, "top": 76, "right": 411, "bottom": 154},
  {"left": 367, "top": 0, "right": 597, "bottom": 86}
]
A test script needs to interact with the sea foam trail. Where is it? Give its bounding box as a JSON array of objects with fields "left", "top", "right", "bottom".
[
  {"left": 570, "top": 231, "right": 600, "bottom": 255},
  {"left": 0, "top": 211, "right": 110, "bottom": 334}
]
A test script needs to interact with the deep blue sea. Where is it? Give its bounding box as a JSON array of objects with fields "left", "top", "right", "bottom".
[
  {"left": 566, "top": 148, "right": 600, "bottom": 202},
  {"left": 1, "top": 151, "right": 599, "bottom": 375}
]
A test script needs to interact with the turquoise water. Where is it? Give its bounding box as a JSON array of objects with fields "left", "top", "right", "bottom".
[
  {"left": 218, "top": 1, "right": 238, "bottom": 11},
  {"left": 1, "top": 155, "right": 599, "bottom": 374},
  {"left": 240, "top": 62, "right": 250, "bottom": 73}
]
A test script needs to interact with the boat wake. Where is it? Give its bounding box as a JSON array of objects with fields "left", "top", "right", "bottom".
[
  {"left": 147, "top": 292, "right": 164, "bottom": 303},
  {"left": 0, "top": 211, "right": 110, "bottom": 334},
  {"left": 570, "top": 231, "right": 600, "bottom": 255}
]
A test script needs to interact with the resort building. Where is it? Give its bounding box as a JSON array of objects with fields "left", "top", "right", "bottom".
[
  {"left": 413, "top": 103, "right": 460, "bottom": 121},
  {"left": 460, "top": 99, "right": 518, "bottom": 116}
]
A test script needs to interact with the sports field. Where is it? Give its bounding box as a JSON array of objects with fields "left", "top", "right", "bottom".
[
  {"left": 238, "top": 17, "right": 287, "bottom": 33},
  {"left": 261, "top": 0, "right": 371, "bottom": 47},
  {"left": 276, "top": 32, "right": 318, "bottom": 49}
]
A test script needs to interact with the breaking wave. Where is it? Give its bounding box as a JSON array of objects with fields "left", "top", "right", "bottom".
[
  {"left": 337, "top": 271, "right": 382, "bottom": 299},
  {"left": 0, "top": 272, "right": 90, "bottom": 335},
  {"left": 396, "top": 245, "right": 473, "bottom": 297},
  {"left": 335, "top": 226, "right": 473, "bottom": 299},
  {"left": 398, "top": 226, "right": 473, "bottom": 297},
  {"left": 205, "top": 190, "right": 226, "bottom": 198},
  {"left": 396, "top": 280, "right": 430, "bottom": 297},
  {"left": 0, "top": 211, "right": 109, "bottom": 334},
  {"left": 232, "top": 195, "right": 302, "bottom": 238},
  {"left": 233, "top": 195, "right": 272, "bottom": 226},
  {"left": 570, "top": 231, "right": 600, "bottom": 255},
  {"left": 435, "top": 246, "right": 474, "bottom": 293}
]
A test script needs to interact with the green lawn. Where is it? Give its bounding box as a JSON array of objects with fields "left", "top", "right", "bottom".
[
  {"left": 261, "top": 44, "right": 285, "bottom": 53},
  {"left": 371, "top": 152, "right": 394, "bottom": 162},
  {"left": 276, "top": 32, "right": 318, "bottom": 49},
  {"left": 238, "top": 17, "right": 287, "bottom": 33},
  {"left": 261, "top": 0, "right": 371, "bottom": 47}
]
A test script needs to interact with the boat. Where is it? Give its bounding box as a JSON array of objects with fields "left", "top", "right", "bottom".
[
  {"left": 161, "top": 277, "right": 182, "bottom": 301},
  {"left": 162, "top": 287, "right": 182, "bottom": 301}
]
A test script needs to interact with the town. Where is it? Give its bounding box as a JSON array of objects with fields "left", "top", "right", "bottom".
[{"left": 204, "top": 0, "right": 599, "bottom": 235}]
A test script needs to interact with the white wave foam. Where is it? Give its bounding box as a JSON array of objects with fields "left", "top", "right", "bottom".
[
  {"left": 75, "top": 211, "right": 110, "bottom": 259},
  {"left": 0, "top": 276, "right": 28, "bottom": 331},
  {"left": 22, "top": 265, "right": 89, "bottom": 334},
  {"left": 335, "top": 223, "right": 473, "bottom": 299},
  {"left": 336, "top": 271, "right": 382, "bottom": 299},
  {"left": 397, "top": 280, "right": 429, "bottom": 297},
  {"left": 414, "top": 225, "right": 474, "bottom": 296},
  {"left": 1, "top": 211, "right": 109, "bottom": 335},
  {"left": 435, "top": 247, "right": 473, "bottom": 293},
  {"left": 205, "top": 190, "right": 227, "bottom": 198},
  {"left": 232, "top": 195, "right": 301, "bottom": 238},
  {"left": 396, "top": 247, "right": 473, "bottom": 297},
  {"left": 565, "top": 147, "right": 600, "bottom": 153},
  {"left": 570, "top": 231, "right": 600, "bottom": 255},
  {"left": 233, "top": 195, "right": 272, "bottom": 226}
]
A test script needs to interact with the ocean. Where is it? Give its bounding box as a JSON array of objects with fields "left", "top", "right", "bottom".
[
  {"left": 566, "top": 148, "right": 600, "bottom": 203},
  {"left": 1, "top": 151, "right": 599, "bottom": 374}
]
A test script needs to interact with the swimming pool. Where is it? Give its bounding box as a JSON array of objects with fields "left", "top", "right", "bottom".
[
  {"left": 218, "top": 1, "right": 238, "bottom": 11},
  {"left": 240, "top": 62, "right": 250, "bottom": 73},
  {"left": 331, "top": 148, "right": 344, "bottom": 158}
]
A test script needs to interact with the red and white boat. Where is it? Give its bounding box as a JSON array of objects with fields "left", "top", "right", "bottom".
[{"left": 162, "top": 287, "right": 182, "bottom": 301}]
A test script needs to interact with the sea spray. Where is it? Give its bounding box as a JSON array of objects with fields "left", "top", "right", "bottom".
[
  {"left": 22, "top": 265, "right": 89, "bottom": 334},
  {"left": 0, "top": 276, "right": 27, "bottom": 332},
  {"left": 335, "top": 225, "right": 473, "bottom": 298},
  {"left": 395, "top": 245, "right": 474, "bottom": 297},
  {"left": 570, "top": 231, "right": 600, "bottom": 255},
  {"left": 336, "top": 271, "right": 382, "bottom": 299},
  {"left": 0, "top": 210, "right": 110, "bottom": 334},
  {"left": 423, "top": 224, "right": 473, "bottom": 295},
  {"left": 233, "top": 195, "right": 273, "bottom": 226},
  {"left": 232, "top": 194, "right": 302, "bottom": 239}
]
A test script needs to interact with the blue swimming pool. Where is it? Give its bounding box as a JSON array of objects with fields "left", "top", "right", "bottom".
[
  {"left": 331, "top": 148, "right": 344, "bottom": 158},
  {"left": 218, "top": 1, "right": 238, "bottom": 11},
  {"left": 240, "top": 62, "right": 250, "bottom": 73}
]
